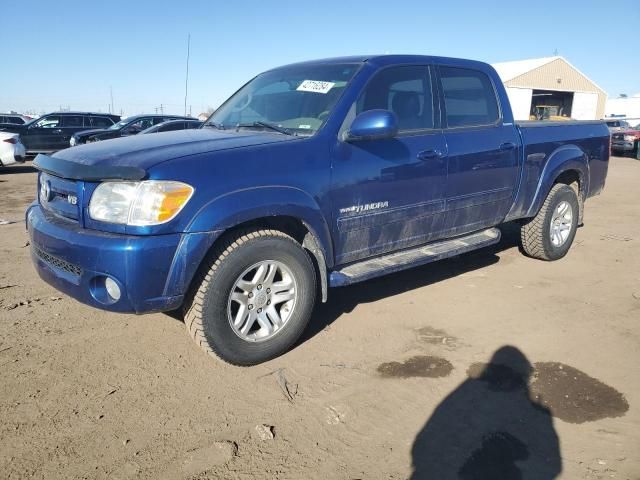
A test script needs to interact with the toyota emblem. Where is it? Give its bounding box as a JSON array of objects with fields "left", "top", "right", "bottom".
[{"left": 40, "top": 179, "right": 51, "bottom": 203}]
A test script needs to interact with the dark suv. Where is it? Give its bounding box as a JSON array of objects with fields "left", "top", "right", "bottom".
[
  {"left": 0, "top": 114, "right": 32, "bottom": 131},
  {"left": 2, "top": 112, "right": 120, "bottom": 154},
  {"left": 70, "top": 114, "right": 193, "bottom": 146}
]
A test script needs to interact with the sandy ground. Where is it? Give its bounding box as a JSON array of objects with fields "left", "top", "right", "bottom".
[{"left": 0, "top": 157, "right": 638, "bottom": 480}]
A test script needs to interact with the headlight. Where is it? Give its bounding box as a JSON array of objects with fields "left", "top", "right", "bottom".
[
  {"left": 89, "top": 181, "right": 194, "bottom": 226},
  {"left": 69, "top": 137, "right": 76, "bottom": 146},
  {"left": 624, "top": 135, "right": 636, "bottom": 142}
]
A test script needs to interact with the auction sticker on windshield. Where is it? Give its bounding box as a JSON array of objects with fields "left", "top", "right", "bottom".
[{"left": 297, "top": 80, "right": 335, "bottom": 94}]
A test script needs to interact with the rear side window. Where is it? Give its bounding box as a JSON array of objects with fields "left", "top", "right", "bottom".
[
  {"left": 62, "top": 115, "right": 84, "bottom": 128},
  {"left": 91, "top": 116, "right": 113, "bottom": 128},
  {"left": 356, "top": 66, "right": 434, "bottom": 132},
  {"left": 440, "top": 67, "right": 499, "bottom": 127}
]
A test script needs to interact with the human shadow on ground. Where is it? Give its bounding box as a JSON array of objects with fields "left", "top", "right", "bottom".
[{"left": 410, "top": 346, "right": 561, "bottom": 480}]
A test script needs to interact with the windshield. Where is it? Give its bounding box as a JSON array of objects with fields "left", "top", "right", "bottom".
[
  {"left": 206, "top": 63, "right": 360, "bottom": 135},
  {"left": 109, "top": 117, "right": 134, "bottom": 130}
]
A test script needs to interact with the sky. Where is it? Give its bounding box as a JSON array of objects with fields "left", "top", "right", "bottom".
[{"left": 2, "top": 0, "right": 639, "bottom": 117}]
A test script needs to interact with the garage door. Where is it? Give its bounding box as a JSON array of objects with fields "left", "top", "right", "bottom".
[
  {"left": 572, "top": 92, "right": 598, "bottom": 120},
  {"left": 505, "top": 87, "right": 532, "bottom": 121}
]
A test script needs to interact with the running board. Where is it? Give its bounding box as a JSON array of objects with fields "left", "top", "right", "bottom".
[{"left": 329, "top": 228, "right": 501, "bottom": 287}]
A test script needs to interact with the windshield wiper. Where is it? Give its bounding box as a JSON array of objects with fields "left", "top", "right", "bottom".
[
  {"left": 235, "top": 121, "right": 293, "bottom": 136},
  {"left": 204, "top": 121, "right": 225, "bottom": 130}
]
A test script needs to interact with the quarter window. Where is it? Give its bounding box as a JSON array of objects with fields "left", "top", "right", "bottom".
[
  {"left": 439, "top": 67, "right": 499, "bottom": 127},
  {"left": 356, "top": 66, "right": 434, "bottom": 131},
  {"left": 91, "top": 116, "right": 113, "bottom": 128}
]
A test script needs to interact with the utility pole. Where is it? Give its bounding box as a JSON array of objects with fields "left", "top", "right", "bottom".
[{"left": 184, "top": 33, "right": 191, "bottom": 116}]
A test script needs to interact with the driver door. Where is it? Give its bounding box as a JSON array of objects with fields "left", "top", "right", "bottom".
[
  {"left": 330, "top": 65, "right": 448, "bottom": 265},
  {"left": 25, "top": 115, "right": 62, "bottom": 152}
]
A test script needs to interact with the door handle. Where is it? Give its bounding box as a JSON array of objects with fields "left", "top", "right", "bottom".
[
  {"left": 53, "top": 129, "right": 63, "bottom": 134},
  {"left": 499, "top": 142, "right": 516, "bottom": 151},
  {"left": 417, "top": 149, "right": 444, "bottom": 161}
]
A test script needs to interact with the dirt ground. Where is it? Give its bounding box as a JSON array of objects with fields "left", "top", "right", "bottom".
[{"left": 0, "top": 157, "right": 638, "bottom": 480}]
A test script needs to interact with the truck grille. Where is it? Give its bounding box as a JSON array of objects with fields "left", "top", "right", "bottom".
[
  {"left": 612, "top": 133, "right": 623, "bottom": 140},
  {"left": 33, "top": 246, "right": 83, "bottom": 277},
  {"left": 39, "top": 173, "right": 80, "bottom": 222}
]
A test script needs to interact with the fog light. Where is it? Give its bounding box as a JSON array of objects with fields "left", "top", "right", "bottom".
[{"left": 105, "top": 277, "right": 121, "bottom": 301}]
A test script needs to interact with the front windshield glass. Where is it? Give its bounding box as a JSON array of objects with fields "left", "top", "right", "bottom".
[
  {"left": 109, "top": 117, "right": 133, "bottom": 130},
  {"left": 206, "top": 63, "right": 360, "bottom": 135}
]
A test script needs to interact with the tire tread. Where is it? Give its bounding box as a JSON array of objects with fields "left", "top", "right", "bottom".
[
  {"left": 184, "top": 228, "right": 300, "bottom": 363},
  {"left": 520, "top": 183, "right": 572, "bottom": 260}
]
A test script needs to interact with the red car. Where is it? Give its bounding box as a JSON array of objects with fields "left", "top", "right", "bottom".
[{"left": 611, "top": 123, "right": 640, "bottom": 156}]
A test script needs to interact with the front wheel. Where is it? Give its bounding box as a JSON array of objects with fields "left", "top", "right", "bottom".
[
  {"left": 184, "top": 229, "right": 317, "bottom": 366},
  {"left": 520, "top": 183, "right": 579, "bottom": 261}
]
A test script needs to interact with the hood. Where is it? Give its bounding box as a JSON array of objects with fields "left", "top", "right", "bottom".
[
  {"left": 53, "top": 128, "right": 297, "bottom": 172},
  {"left": 74, "top": 128, "right": 112, "bottom": 138},
  {"left": 613, "top": 128, "right": 640, "bottom": 138}
]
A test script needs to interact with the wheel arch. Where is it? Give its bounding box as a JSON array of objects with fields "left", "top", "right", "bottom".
[
  {"left": 526, "top": 145, "right": 589, "bottom": 221},
  {"left": 176, "top": 187, "right": 333, "bottom": 303}
]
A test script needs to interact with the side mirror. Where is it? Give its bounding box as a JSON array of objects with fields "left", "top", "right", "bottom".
[{"left": 345, "top": 109, "right": 398, "bottom": 141}]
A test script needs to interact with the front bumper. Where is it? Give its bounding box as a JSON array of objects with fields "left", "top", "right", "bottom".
[
  {"left": 26, "top": 205, "right": 219, "bottom": 314},
  {"left": 611, "top": 140, "right": 636, "bottom": 152}
]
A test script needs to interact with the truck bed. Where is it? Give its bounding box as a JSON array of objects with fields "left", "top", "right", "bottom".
[{"left": 504, "top": 120, "right": 610, "bottom": 222}]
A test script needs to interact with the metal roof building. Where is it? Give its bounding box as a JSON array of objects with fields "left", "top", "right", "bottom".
[{"left": 492, "top": 56, "right": 607, "bottom": 121}]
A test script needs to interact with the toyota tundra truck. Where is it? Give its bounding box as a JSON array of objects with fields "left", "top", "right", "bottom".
[{"left": 27, "top": 55, "right": 610, "bottom": 365}]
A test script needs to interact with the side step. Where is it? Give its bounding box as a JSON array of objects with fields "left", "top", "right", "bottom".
[{"left": 329, "top": 228, "right": 501, "bottom": 287}]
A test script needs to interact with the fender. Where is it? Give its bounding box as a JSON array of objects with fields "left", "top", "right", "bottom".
[
  {"left": 525, "top": 145, "right": 590, "bottom": 218},
  {"left": 186, "top": 185, "right": 333, "bottom": 261},
  {"left": 163, "top": 186, "right": 333, "bottom": 302}
]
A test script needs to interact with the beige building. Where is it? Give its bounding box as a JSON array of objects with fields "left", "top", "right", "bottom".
[{"left": 492, "top": 56, "right": 607, "bottom": 121}]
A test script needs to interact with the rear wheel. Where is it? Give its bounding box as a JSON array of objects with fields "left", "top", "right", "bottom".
[
  {"left": 184, "top": 229, "right": 317, "bottom": 366},
  {"left": 520, "top": 184, "right": 579, "bottom": 261}
]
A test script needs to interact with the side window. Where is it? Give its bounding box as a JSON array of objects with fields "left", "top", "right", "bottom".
[
  {"left": 153, "top": 117, "right": 169, "bottom": 125},
  {"left": 126, "top": 118, "right": 153, "bottom": 133},
  {"left": 439, "top": 67, "right": 499, "bottom": 127},
  {"left": 356, "top": 66, "right": 434, "bottom": 131},
  {"left": 62, "top": 115, "right": 84, "bottom": 128},
  {"left": 161, "top": 122, "right": 183, "bottom": 132},
  {"left": 34, "top": 116, "right": 61, "bottom": 129},
  {"left": 12, "top": 116, "right": 25, "bottom": 124},
  {"left": 91, "top": 116, "right": 113, "bottom": 128}
]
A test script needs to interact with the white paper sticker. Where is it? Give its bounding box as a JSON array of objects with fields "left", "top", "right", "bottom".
[
  {"left": 298, "top": 124, "right": 311, "bottom": 129},
  {"left": 297, "top": 80, "right": 335, "bottom": 94}
]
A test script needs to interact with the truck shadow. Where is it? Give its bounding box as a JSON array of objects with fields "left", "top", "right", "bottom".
[{"left": 299, "top": 222, "right": 521, "bottom": 344}]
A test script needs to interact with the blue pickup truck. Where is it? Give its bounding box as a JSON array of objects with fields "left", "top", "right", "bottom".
[{"left": 27, "top": 55, "right": 610, "bottom": 365}]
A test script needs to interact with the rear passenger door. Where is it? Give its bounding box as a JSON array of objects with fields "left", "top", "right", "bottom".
[
  {"left": 437, "top": 66, "right": 520, "bottom": 236},
  {"left": 57, "top": 115, "right": 86, "bottom": 150}
]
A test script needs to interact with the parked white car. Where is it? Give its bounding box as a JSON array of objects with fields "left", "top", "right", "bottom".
[{"left": 0, "top": 132, "right": 26, "bottom": 167}]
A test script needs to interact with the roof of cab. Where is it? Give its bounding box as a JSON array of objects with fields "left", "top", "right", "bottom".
[{"left": 268, "top": 54, "right": 493, "bottom": 72}]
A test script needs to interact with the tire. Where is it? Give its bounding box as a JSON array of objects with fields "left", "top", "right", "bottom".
[
  {"left": 520, "top": 184, "right": 579, "bottom": 261},
  {"left": 184, "top": 229, "right": 317, "bottom": 366}
]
